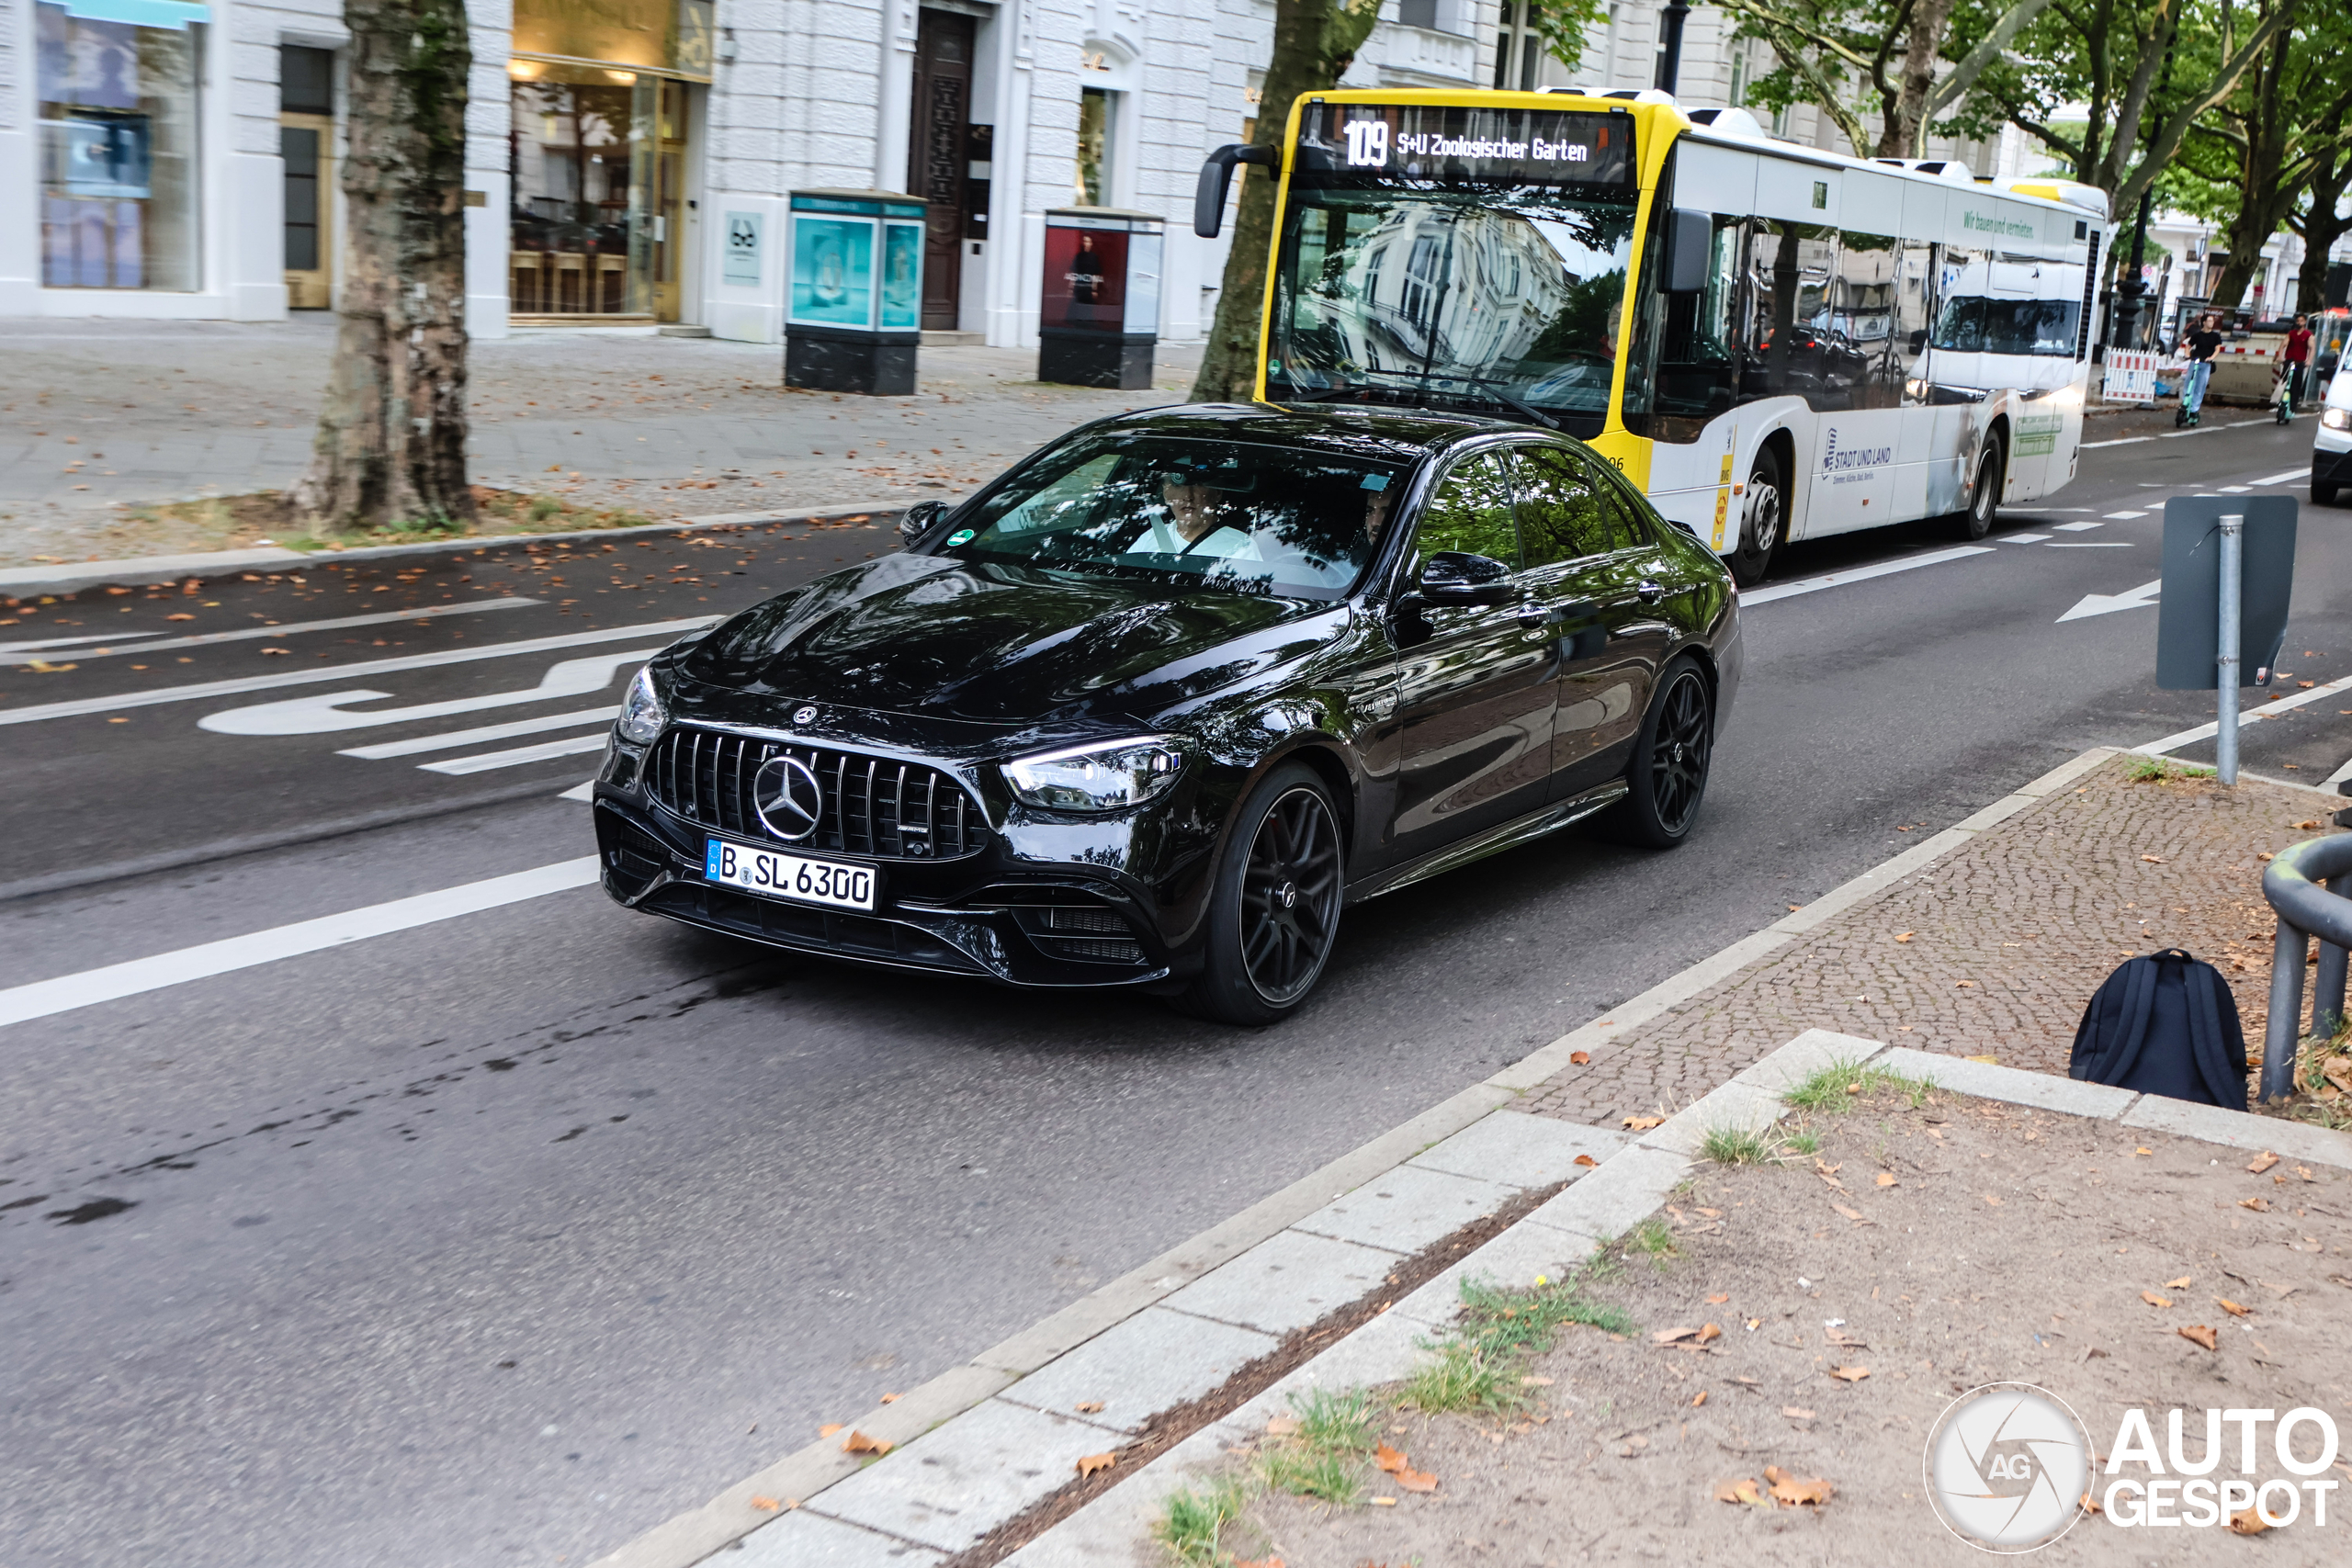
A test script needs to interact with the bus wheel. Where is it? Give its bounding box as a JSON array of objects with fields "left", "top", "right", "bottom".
[
  {"left": 1957, "top": 435, "right": 2006, "bottom": 540},
  {"left": 1730, "top": 447, "right": 1782, "bottom": 587}
]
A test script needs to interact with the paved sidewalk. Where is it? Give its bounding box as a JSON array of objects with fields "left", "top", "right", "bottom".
[
  {"left": 0, "top": 319, "right": 1201, "bottom": 565},
  {"left": 1522, "top": 755, "right": 2341, "bottom": 1130}
]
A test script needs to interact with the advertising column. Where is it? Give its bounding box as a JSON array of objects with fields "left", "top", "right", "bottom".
[
  {"left": 1037, "top": 208, "right": 1161, "bottom": 389},
  {"left": 786, "top": 190, "right": 927, "bottom": 394}
]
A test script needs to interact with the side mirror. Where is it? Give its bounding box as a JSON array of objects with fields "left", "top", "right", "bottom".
[
  {"left": 1418, "top": 551, "right": 1516, "bottom": 606},
  {"left": 1662, "top": 208, "right": 1713, "bottom": 295},
  {"left": 897, "top": 500, "right": 948, "bottom": 545},
  {"left": 1194, "top": 143, "right": 1277, "bottom": 239}
]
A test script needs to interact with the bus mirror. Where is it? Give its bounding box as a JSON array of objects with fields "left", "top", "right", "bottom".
[
  {"left": 1195, "top": 144, "right": 1276, "bottom": 239},
  {"left": 1663, "top": 208, "right": 1713, "bottom": 294}
]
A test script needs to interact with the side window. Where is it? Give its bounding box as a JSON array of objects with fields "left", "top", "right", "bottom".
[
  {"left": 1832, "top": 231, "right": 1899, "bottom": 409},
  {"left": 1412, "top": 450, "right": 1520, "bottom": 570},
  {"left": 1738, "top": 220, "right": 1837, "bottom": 406},
  {"left": 1512, "top": 445, "right": 1630, "bottom": 566},
  {"left": 1897, "top": 239, "right": 1935, "bottom": 404}
]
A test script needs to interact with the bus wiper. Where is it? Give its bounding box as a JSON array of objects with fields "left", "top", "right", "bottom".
[{"left": 1344, "top": 367, "right": 1562, "bottom": 431}]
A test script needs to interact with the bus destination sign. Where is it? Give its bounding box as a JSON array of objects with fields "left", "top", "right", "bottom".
[{"left": 1306, "top": 104, "right": 1634, "bottom": 186}]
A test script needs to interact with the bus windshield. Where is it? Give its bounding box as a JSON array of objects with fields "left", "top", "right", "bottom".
[{"left": 1270, "top": 186, "right": 1637, "bottom": 434}]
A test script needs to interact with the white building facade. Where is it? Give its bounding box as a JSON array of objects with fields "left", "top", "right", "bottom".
[{"left": 3, "top": 0, "right": 2117, "bottom": 343}]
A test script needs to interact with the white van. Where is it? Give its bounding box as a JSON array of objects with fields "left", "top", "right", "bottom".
[{"left": 2318, "top": 360, "right": 2352, "bottom": 507}]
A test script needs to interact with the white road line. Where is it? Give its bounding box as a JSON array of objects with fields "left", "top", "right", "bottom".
[
  {"left": 2254, "top": 467, "right": 2311, "bottom": 486},
  {"left": 0, "top": 598, "right": 538, "bottom": 668},
  {"left": 2325, "top": 755, "right": 2352, "bottom": 788},
  {"left": 338, "top": 707, "right": 613, "bottom": 760},
  {"left": 0, "top": 632, "right": 164, "bottom": 656},
  {"left": 1740, "top": 545, "right": 1995, "bottom": 606},
  {"left": 2081, "top": 435, "right": 2155, "bottom": 448},
  {"left": 0, "top": 615, "right": 717, "bottom": 728},
  {"left": 2099, "top": 511, "right": 2143, "bottom": 519},
  {"left": 2055, "top": 521, "right": 2106, "bottom": 531},
  {"left": 422, "top": 733, "right": 610, "bottom": 775},
  {"left": 0, "top": 857, "right": 601, "bottom": 1030},
  {"left": 2041, "top": 541, "right": 2134, "bottom": 547},
  {"left": 2134, "top": 672, "right": 2352, "bottom": 756},
  {"left": 1998, "top": 533, "right": 2051, "bottom": 543},
  {"left": 559, "top": 780, "right": 596, "bottom": 802},
  {"left": 205, "top": 649, "right": 658, "bottom": 736},
  {"left": 2217, "top": 485, "right": 2251, "bottom": 493},
  {"left": 2083, "top": 418, "right": 2268, "bottom": 448}
]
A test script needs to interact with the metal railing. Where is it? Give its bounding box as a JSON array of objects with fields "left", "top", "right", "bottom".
[{"left": 2259, "top": 833, "right": 2352, "bottom": 1101}]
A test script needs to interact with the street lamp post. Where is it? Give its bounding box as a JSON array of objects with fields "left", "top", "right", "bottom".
[
  {"left": 2111, "top": 191, "right": 2154, "bottom": 350},
  {"left": 1656, "top": 1, "right": 1691, "bottom": 95}
]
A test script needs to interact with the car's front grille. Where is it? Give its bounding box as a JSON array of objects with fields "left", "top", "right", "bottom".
[
  {"left": 645, "top": 728, "right": 985, "bottom": 860},
  {"left": 1011, "top": 902, "right": 1148, "bottom": 965}
]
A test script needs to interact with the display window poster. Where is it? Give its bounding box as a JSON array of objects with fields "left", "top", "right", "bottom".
[
  {"left": 789, "top": 215, "right": 875, "bottom": 328},
  {"left": 723, "top": 211, "right": 762, "bottom": 288},
  {"left": 1041, "top": 225, "right": 1127, "bottom": 333},
  {"left": 879, "top": 220, "right": 923, "bottom": 331}
]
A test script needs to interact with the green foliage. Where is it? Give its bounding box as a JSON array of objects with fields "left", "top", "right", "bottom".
[
  {"left": 1525, "top": 0, "right": 1609, "bottom": 75},
  {"left": 1785, "top": 1061, "right": 1913, "bottom": 1112},
  {"left": 1406, "top": 1269, "right": 1636, "bottom": 1416},
  {"left": 1155, "top": 1477, "right": 1248, "bottom": 1566},
  {"left": 1701, "top": 1123, "right": 1778, "bottom": 1164},
  {"left": 1261, "top": 1444, "right": 1366, "bottom": 1504},
  {"left": 1619, "top": 1216, "right": 1677, "bottom": 1265},
  {"left": 1288, "top": 1386, "right": 1376, "bottom": 1455}
]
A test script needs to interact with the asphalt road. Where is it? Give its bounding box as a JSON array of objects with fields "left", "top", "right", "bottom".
[{"left": 4, "top": 411, "right": 2347, "bottom": 1568}]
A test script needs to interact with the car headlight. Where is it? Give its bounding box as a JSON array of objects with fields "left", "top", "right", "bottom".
[
  {"left": 616, "top": 667, "right": 667, "bottom": 745},
  {"left": 1003, "top": 737, "right": 1185, "bottom": 812},
  {"left": 2324, "top": 407, "right": 2351, "bottom": 431}
]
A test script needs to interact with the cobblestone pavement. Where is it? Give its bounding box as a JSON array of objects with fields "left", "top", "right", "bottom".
[
  {"left": 0, "top": 319, "right": 1201, "bottom": 565},
  {"left": 1522, "top": 757, "right": 2343, "bottom": 1127}
]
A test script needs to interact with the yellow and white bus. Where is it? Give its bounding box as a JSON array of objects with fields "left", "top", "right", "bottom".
[{"left": 1195, "top": 90, "right": 2108, "bottom": 584}]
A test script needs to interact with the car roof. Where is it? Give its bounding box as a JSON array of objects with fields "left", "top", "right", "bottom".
[{"left": 1088, "top": 401, "right": 1535, "bottom": 461}]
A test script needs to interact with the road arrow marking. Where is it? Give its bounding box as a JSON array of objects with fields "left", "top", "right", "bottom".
[{"left": 2057, "top": 579, "right": 2160, "bottom": 622}]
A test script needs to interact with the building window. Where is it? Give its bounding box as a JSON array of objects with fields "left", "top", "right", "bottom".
[
  {"left": 1729, "top": 51, "right": 1747, "bottom": 107},
  {"left": 37, "top": 0, "right": 203, "bottom": 291},
  {"left": 1075, "top": 86, "right": 1112, "bottom": 207},
  {"left": 1400, "top": 0, "right": 1440, "bottom": 27}
]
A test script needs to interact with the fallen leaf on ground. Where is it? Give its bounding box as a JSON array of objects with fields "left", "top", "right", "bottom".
[
  {"left": 1965, "top": 1055, "right": 1998, "bottom": 1064},
  {"left": 879, "top": 1393, "right": 902, "bottom": 1404},
  {"left": 1075, "top": 1452, "right": 1115, "bottom": 1477},
  {"left": 750, "top": 1497, "right": 783, "bottom": 1513},
  {"left": 1573, "top": 1154, "right": 1598, "bottom": 1167},
  {"left": 1569, "top": 1051, "right": 1590, "bottom": 1065},
  {"left": 2219, "top": 1298, "right": 2250, "bottom": 1316},
  {"left": 2081, "top": 1491, "right": 2101, "bottom": 1515},
  {"left": 2141, "top": 854, "right": 2165, "bottom": 863},
  {"left": 2134, "top": 1146, "right": 2153, "bottom": 1156},
  {"left": 1395, "top": 1466, "right": 1439, "bottom": 1493},
  {"left": 2229, "top": 1508, "right": 2269, "bottom": 1534},
  {"left": 1692, "top": 1390, "right": 1708, "bottom": 1407},
  {"left": 1814, "top": 1159, "right": 1841, "bottom": 1176},
  {"left": 1766, "top": 1465, "right": 1833, "bottom": 1506},
  {"left": 1653, "top": 1325, "right": 1708, "bottom": 1345},
  {"left": 1983, "top": 1194, "right": 2003, "bottom": 1206},
  {"left": 1782, "top": 1406, "right": 1815, "bottom": 1421},
  {"left": 2165, "top": 1276, "right": 2192, "bottom": 1290},
  {"left": 2142, "top": 1292, "right": 2172, "bottom": 1308},
  {"left": 842, "top": 1430, "right": 893, "bottom": 1456},
  {"left": 2240, "top": 1197, "right": 2270, "bottom": 1212},
  {"left": 818, "top": 1424, "right": 843, "bottom": 1438},
  {"left": 1875, "top": 1171, "right": 1898, "bottom": 1187},
  {"left": 1368, "top": 1496, "right": 1396, "bottom": 1506},
  {"left": 2178, "top": 1325, "right": 2219, "bottom": 1351},
  {"left": 1374, "top": 1442, "right": 1408, "bottom": 1472},
  {"left": 1955, "top": 980, "right": 1977, "bottom": 988},
  {"left": 1264, "top": 1416, "right": 1300, "bottom": 1438},
  {"left": 1894, "top": 931, "right": 1913, "bottom": 942},
  {"left": 1705, "top": 1292, "right": 1729, "bottom": 1304},
  {"left": 1623, "top": 1114, "right": 1666, "bottom": 1131},
  {"left": 2247, "top": 1151, "right": 2280, "bottom": 1174},
  {"left": 1830, "top": 1366, "right": 1870, "bottom": 1382},
  {"left": 1233, "top": 1558, "right": 1285, "bottom": 1568},
  {"left": 1073, "top": 1401, "right": 1104, "bottom": 1414},
  {"left": 1715, "top": 1477, "right": 1761, "bottom": 1505},
  {"left": 1521, "top": 1375, "right": 1555, "bottom": 1386}
]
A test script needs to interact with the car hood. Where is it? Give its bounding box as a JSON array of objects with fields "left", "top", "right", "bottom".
[{"left": 680, "top": 554, "right": 1347, "bottom": 724}]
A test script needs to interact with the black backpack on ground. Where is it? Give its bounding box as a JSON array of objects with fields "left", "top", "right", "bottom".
[{"left": 2069, "top": 948, "right": 2249, "bottom": 1110}]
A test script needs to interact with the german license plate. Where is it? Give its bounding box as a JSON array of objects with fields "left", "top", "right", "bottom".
[{"left": 703, "top": 839, "right": 875, "bottom": 911}]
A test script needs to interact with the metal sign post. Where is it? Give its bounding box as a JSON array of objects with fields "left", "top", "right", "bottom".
[{"left": 2216, "top": 513, "right": 2242, "bottom": 784}]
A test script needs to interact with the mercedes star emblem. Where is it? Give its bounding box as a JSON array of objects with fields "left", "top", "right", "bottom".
[
  {"left": 793, "top": 705, "right": 820, "bottom": 726},
  {"left": 752, "top": 755, "right": 825, "bottom": 840}
]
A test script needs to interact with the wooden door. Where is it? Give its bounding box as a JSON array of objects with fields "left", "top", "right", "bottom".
[{"left": 908, "top": 9, "right": 973, "bottom": 331}]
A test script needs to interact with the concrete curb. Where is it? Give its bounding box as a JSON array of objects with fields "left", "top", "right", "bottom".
[
  {"left": 588, "top": 748, "right": 2127, "bottom": 1568},
  {"left": 1001, "top": 1033, "right": 2352, "bottom": 1568},
  {"left": 0, "top": 502, "right": 920, "bottom": 599}
]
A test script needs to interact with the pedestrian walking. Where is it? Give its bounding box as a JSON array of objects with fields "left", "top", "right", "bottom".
[
  {"left": 2178, "top": 312, "right": 2222, "bottom": 427},
  {"left": 2283, "top": 313, "right": 2313, "bottom": 409}
]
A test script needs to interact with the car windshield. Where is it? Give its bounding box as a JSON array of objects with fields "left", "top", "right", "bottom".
[
  {"left": 1269, "top": 186, "right": 1637, "bottom": 433},
  {"left": 941, "top": 434, "right": 1410, "bottom": 599}
]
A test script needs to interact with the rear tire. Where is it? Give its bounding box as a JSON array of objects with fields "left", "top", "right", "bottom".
[
  {"left": 1597, "top": 658, "right": 1715, "bottom": 850},
  {"left": 1956, "top": 434, "right": 2005, "bottom": 540},
  {"left": 1728, "top": 446, "right": 1783, "bottom": 588},
  {"left": 2315, "top": 481, "right": 2340, "bottom": 506},
  {"left": 1177, "top": 762, "right": 1345, "bottom": 1026}
]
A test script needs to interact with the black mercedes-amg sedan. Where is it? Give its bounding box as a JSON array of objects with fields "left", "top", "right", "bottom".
[{"left": 591, "top": 403, "right": 1740, "bottom": 1023}]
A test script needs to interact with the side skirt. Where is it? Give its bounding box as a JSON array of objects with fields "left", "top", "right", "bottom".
[{"left": 1344, "top": 780, "right": 1631, "bottom": 905}]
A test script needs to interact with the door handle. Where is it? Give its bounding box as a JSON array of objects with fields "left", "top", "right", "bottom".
[
  {"left": 1635, "top": 579, "right": 1668, "bottom": 605},
  {"left": 1515, "top": 602, "right": 1555, "bottom": 627}
]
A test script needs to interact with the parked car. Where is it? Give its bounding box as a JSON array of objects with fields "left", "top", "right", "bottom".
[{"left": 590, "top": 404, "right": 1741, "bottom": 1022}]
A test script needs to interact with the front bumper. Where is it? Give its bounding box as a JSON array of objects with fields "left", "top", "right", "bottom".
[
  {"left": 591, "top": 773, "right": 1196, "bottom": 990},
  {"left": 2316, "top": 440, "right": 2352, "bottom": 492}
]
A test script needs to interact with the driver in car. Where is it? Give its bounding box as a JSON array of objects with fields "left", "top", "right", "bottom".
[{"left": 1128, "top": 477, "right": 1266, "bottom": 560}]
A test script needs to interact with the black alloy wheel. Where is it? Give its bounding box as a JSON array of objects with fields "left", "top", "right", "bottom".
[
  {"left": 1600, "top": 659, "right": 1715, "bottom": 850},
  {"left": 1182, "top": 762, "right": 1345, "bottom": 1025},
  {"left": 1957, "top": 434, "right": 2006, "bottom": 540},
  {"left": 1729, "top": 445, "right": 1782, "bottom": 588}
]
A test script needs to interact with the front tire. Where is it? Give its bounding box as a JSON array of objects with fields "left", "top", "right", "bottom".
[
  {"left": 1956, "top": 434, "right": 2005, "bottom": 540},
  {"left": 1178, "top": 762, "right": 1345, "bottom": 1026},
  {"left": 1729, "top": 446, "right": 1783, "bottom": 588},
  {"left": 1599, "top": 659, "right": 1715, "bottom": 850}
]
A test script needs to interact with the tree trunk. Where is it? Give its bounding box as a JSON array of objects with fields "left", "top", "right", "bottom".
[
  {"left": 2291, "top": 151, "right": 2351, "bottom": 314},
  {"left": 292, "top": 0, "right": 475, "bottom": 535},
  {"left": 1190, "top": 0, "right": 1378, "bottom": 404},
  {"left": 1876, "top": 0, "right": 1957, "bottom": 160}
]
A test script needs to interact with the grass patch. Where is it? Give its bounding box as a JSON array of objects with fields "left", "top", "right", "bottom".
[
  {"left": 1250, "top": 1387, "right": 1376, "bottom": 1504},
  {"left": 1285, "top": 1386, "right": 1374, "bottom": 1455},
  {"left": 1260, "top": 1445, "right": 1363, "bottom": 1505},
  {"left": 1155, "top": 1476, "right": 1248, "bottom": 1566},
  {"left": 1617, "top": 1215, "right": 1677, "bottom": 1267},
  {"left": 1405, "top": 1269, "right": 1638, "bottom": 1416},
  {"left": 2124, "top": 757, "right": 2214, "bottom": 784},
  {"left": 1700, "top": 1123, "right": 1777, "bottom": 1164},
  {"left": 1784, "top": 1060, "right": 1927, "bottom": 1114},
  {"left": 1781, "top": 1128, "right": 1822, "bottom": 1156}
]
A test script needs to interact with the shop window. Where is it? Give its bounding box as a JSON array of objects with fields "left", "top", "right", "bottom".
[
  {"left": 509, "top": 67, "right": 657, "bottom": 317},
  {"left": 1075, "top": 87, "right": 1112, "bottom": 207},
  {"left": 37, "top": 0, "right": 202, "bottom": 292}
]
